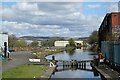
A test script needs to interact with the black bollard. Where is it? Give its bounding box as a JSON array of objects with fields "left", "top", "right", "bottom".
[
  {"left": 52, "top": 55, "right": 55, "bottom": 61},
  {"left": 4, "top": 42, "right": 7, "bottom": 58}
]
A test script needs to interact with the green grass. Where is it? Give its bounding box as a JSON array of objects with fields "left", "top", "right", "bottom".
[{"left": 2, "top": 64, "right": 48, "bottom": 78}]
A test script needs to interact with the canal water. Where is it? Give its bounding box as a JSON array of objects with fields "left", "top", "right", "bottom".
[{"left": 46, "top": 49, "right": 101, "bottom": 79}]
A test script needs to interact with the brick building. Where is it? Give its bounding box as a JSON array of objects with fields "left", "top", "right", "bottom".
[
  {"left": 98, "top": 12, "right": 120, "bottom": 69},
  {"left": 99, "top": 12, "right": 120, "bottom": 48}
]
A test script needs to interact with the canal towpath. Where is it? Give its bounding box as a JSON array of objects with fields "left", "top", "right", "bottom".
[
  {"left": 92, "top": 64, "right": 120, "bottom": 80},
  {"left": 2, "top": 51, "right": 36, "bottom": 72}
]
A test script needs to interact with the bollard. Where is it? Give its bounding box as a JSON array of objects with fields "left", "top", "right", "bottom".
[
  {"left": 52, "top": 55, "right": 55, "bottom": 61},
  {"left": 4, "top": 42, "right": 7, "bottom": 58}
]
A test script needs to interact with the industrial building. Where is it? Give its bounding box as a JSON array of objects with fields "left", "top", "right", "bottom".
[
  {"left": 98, "top": 12, "right": 120, "bottom": 72},
  {"left": 99, "top": 12, "right": 120, "bottom": 48},
  {"left": 54, "top": 41, "right": 83, "bottom": 47}
]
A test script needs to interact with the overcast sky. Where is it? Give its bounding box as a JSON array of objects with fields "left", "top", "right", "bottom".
[{"left": 0, "top": 1, "right": 119, "bottom": 37}]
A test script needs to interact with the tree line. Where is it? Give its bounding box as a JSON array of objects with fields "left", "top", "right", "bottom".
[
  {"left": 8, "top": 35, "right": 65, "bottom": 48},
  {"left": 8, "top": 31, "right": 98, "bottom": 49},
  {"left": 8, "top": 35, "right": 39, "bottom": 48},
  {"left": 87, "top": 30, "right": 99, "bottom": 52}
]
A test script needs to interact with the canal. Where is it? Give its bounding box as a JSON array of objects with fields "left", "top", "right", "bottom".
[{"left": 46, "top": 48, "right": 101, "bottom": 79}]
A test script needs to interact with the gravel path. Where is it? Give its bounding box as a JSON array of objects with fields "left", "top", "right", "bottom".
[{"left": 2, "top": 51, "right": 36, "bottom": 72}]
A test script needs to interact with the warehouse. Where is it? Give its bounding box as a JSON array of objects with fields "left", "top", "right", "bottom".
[
  {"left": 99, "top": 12, "right": 120, "bottom": 48},
  {"left": 98, "top": 12, "right": 120, "bottom": 72},
  {"left": 54, "top": 41, "right": 83, "bottom": 47}
]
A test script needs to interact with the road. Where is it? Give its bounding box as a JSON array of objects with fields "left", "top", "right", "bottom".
[{"left": 2, "top": 51, "right": 36, "bottom": 72}]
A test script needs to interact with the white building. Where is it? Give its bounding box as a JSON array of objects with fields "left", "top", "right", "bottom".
[
  {"left": 74, "top": 41, "right": 83, "bottom": 46},
  {"left": 0, "top": 33, "right": 8, "bottom": 53},
  {"left": 25, "top": 40, "right": 33, "bottom": 46},
  {"left": 54, "top": 41, "right": 83, "bottom": 47},
  {"left": 25, "top": 40, "right": 41, "bottom": 47},
  {"left": 54, "top": 41, "right": 69, "bottom": 47}
]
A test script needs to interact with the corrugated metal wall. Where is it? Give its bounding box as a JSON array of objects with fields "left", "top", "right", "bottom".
[
  {"left": 113, "top": 42, "right": 120, "bottom": 65},
  {"left": 101, "top": 41, "right": 120, "bottom": 65}
]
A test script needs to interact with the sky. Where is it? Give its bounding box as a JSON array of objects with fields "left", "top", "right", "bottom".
[{"left": 0, "top": 1, "right": 119, "bottom": 37}]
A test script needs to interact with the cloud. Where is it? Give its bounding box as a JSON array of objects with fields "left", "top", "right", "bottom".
[
  {"left": 15, "top": 2, "right": 39, "bottom": 11},
  {"left": 2, "top": 21, "right": 71, "bottom": 37},
  {"left": 108, "top": 2, "right": 118, "bottom": 12},
  {"left": 1, "top": 0, "right": 120, "bottom": 2},
  {"left": 1, "top": 2, "right": 117, "bottom": 37},
  {"left": 87, "top": 4, "right": 101, "bottom": 8}
]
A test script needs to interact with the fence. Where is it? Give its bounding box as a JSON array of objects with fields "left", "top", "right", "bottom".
[{"left": 101, "top": 41, "right": 120, "bottom": 66}]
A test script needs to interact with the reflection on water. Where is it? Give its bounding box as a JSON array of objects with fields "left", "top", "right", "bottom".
[
  {"left": 46, "top": 49, "right": 101, "bottom": 79},
  {"left": 46, "top": 49, "right": 98, "bottom": 61},
  {"left": 51, "top": 68, "right": 100, "bottom": 79},
  {"left": 51, "top": 62, "right": 101, "bottom": 79},
  {"left": 65, "top": 48, "right": 75, "bottom": 56}
]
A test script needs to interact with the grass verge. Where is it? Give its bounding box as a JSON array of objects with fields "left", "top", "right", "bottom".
[{"left": 2, "top": 64, "right": 49, "bottom": 78}]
